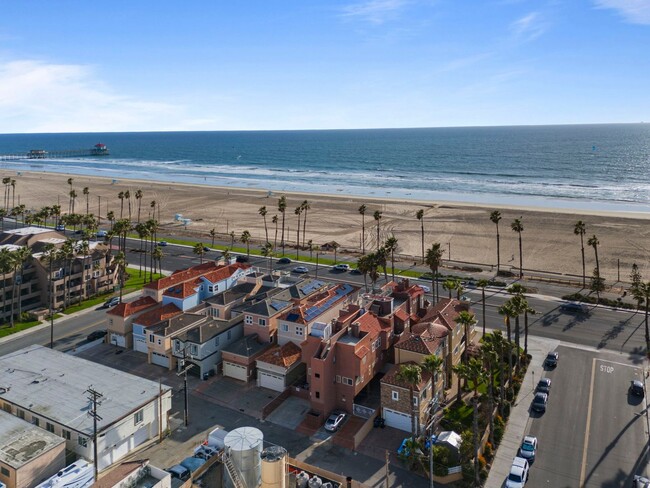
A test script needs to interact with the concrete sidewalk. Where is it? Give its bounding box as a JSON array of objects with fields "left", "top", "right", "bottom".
[{"left": 484, "top": 333, "right": 559, "bottom": 488}]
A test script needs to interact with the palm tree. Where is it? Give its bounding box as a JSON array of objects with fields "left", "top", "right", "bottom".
[
  {"left": 77, "top": 238, "right": 90, "bottom": 305},
  {"left": 455, "top": 311, "right": 477, "bottom": 364},
  {"left": 294, "top": 205, "right": 302, "bottom": 258},
  {"left": 2, "top": 177, "right": 10, "bottom": 210},
  {"left": 152, "top": 246, "right": 163, "bottom": 277},
  {"left": 241, "top": 230, "right": 251, "bottom": 256},
  {"left": 442, "top": 278, "right": 458, "bottom": 299},
  {"left": 12, "top": 246, "right": 31, "bottom": 323},
  {"left": 384, "top": 236, "right": 399, "bottom": 280},
  {"left": 574, "top": 221, "right": 587, "bottom": 288},
  {"left": 278, "top": 195, "right": 287, "bottom": 253},
  {"left": 118, "top": 192, "right": 125, "bottom": 219},
  {"left": 421, "top": 355, "right": 444, "bottom": 432},
  {"left": 490, "top": 210, "right": 502, "bottom": 273},
  {"left": 8, "top": 250, "right": 20, "bottom": 326},
  {"left": 477, "top": 279, "right": 489, "bottom": 335},
  {"left": 41, "top": 243, "right": 57, "bottom": 348},
  {"left": 193, "top": 243, "right": 206, "bottom": 264},
  {"left": 301, "top": 200, "right": 310, "bottom": 248},
  {"left": 587, "top": 234, "right": 600, "bottom": 278},
  {"left": 0, "top": 209, "right": 6, "bottom": 231},
  {"left": 373, "top": 210, "right": 382, "bottom": 249},
  {"left": 425, "top": 243, "right": 445, "bottom": 303},
  {"left": 229, "top": 231, "right": 236, "bottom": 250},
  {"left": 358, "top": 204, "right": 367, "bottom": 254},
  {"left": 395, "top": 363, "right": 423, "bottom": 440},
  {"left": 10, "top": 180, "right": 15, "bottom": 209},
  {"left": 479, "top": 333, "right": 499, "bottom": 445},
  {"left": 498, "top": 302, "right": 516, "bottom": 384},
  {"left": 107, "top": 210, "right": 115, "bottom": 230},
  {"left": 221, "top": 248, "right": 231, "bottom": 265},
  {"left": 511, "top": 217, "right": 524, "bottom": 278},
  {"left": 260, "top": 242, "right": 274, "bottom": 276},
  {"left": 0, "top": 248, "right": 13, "bottom": 323},
  {"left": 83, "top": 187, "right": 90, "bottom": 216},
  {"left": 209, "top": 228, "right": 216, "bottom": 247},
  {"left": 69, "top": 190, "right": 78, "bottom": 215},
  {"left": 523, "top": 303, "right": 536, "bottom": 356},
  {"left": 58, "top": 239, "right": 76, "bottom": 309},
  {"left": 272, "top": 215, "right": 279, "bottom": 250},
  {"left": 135, "top": 189, "right": 143, "bottom": 223},
  {"left": 332, "top": 242, "right": 340, "bottom": 264},
  {"left": 416, "top": 209, "right": 425, "bottom": 263},
  {"left": 125, "top": 190, "right": 132, "bottom": 221},
  {"left": 113, "top": 251, "right": 127, "bottom": 301},
  {"left": 356, "top": 255, "right": 371, "bottom": 291},
  {"left": 509, "top": 295, "right": 527, "bottom": 366},
  {"left": 259, "top": 206, "right": 269, "bottom": 243}
]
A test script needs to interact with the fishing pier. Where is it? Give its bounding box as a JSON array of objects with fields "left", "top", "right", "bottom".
[{"left": 0, "top": 143, "right": 109, "bottom": 161}]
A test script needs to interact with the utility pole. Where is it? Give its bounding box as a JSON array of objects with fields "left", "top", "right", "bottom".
[
  {"left": 177, "top": 348, "right": 192, "bottom": 427},
  {"left": 86, "top": 386, "right": 103, "bottom": 481},
  {"left": 385, "top": 450, "right": 390, "bottom": 488}
]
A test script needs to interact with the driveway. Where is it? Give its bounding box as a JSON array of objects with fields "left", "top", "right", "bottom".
[
  {"left": 265, "top": 396, "right": 310, "bottom": 429},
  {"left": 195, "top": 374, "right": 281, "bottom": 419}
]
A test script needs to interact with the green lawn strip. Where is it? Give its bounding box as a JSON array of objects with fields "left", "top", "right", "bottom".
[
  {"left": 0, "top": 320, "right": 42, "bottom": 338},
  {"left": 63, "top": 294, "right": 113, "bottom": 314}
]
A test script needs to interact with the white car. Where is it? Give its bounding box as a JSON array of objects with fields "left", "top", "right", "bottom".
[
  {"left": 418, "top": 284, "right": 431, "bottom": 293},
  {"left": 505, "top": 457, "right": 529, "bottom": 488},
  {"left": 324, "top": 412, "right": 346, "bottom": 432},
  {"left": 518, "top": 436, "right": 537, "bottom": 461},
  {"left": 333, "top": 264, "right": 350, "bottom": 271}
]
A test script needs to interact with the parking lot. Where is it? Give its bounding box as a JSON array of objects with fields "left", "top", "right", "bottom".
[{"left": 525, "top": 346, "right": 649, "bottom": 488}]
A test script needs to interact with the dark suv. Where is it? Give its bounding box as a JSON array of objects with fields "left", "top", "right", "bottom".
[
  {"left": 545, "top": 351, "right": 559, "bottom": 368},
  {"left": 630, "top": 380, "right": 645, "bottom": 398}
]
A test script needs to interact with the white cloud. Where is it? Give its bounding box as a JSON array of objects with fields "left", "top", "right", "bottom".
[
  {"left": 0, "top": 60, "right": 216, "bottom": 133},
  {"left": 340, "top": 0, "right": 410, "bottom": 24},
  {"left": 594, "top": 0, "right": 650, "bottom": 24},
  {"left": 510, "top": 11, "right": 547, "bottom": 41}
]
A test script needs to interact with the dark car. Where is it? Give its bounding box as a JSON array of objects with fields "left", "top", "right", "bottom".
[
  {"left": 532, "top": 392, "right": 548, "bottom": 413},
  {"left": 235, "top": 255, "right": 249, "bottom": 263},
  {"left": 630, "top": 380, "right": 645, "bottom": 398},
  {"left": 158, "top": 240, "right": 168, "bottom": 247},
  {"left": 203, "top": 246, "right": 210, "bottom": 252},
  {"left": 350, "top": 268, "right": 362, "bottom": 275},
  {"left": 166, "top": 465, "right": 191, "bottom": 482},
  {"left": 560, "top": 302, "right": 588, "bottom": 314},
  {"left": 545, "top": 351, "right": 559, "bottom": 368},
  {"left": 277, "top": 257, "right": 292, "bottom": 264},
  {"left": 536, "top": 378, "right": 552, "bottom": 394},
  {"left": 87, "top": 329, "right": 107, "bottom": 342}
]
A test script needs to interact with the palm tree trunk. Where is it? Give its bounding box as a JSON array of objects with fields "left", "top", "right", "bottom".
[
  {"left": 361, "top": 216, "right": 365, "bottom": 254},
  {"left": 518, "top": 233, "right": 523, "bottom": 278},
  {"left": 496, "top": 225, "right": 500, "bottom": 272},
  {"left": 482, "top": 289, "right": 486, "bottom": 335},
  {"left": 524, "top": 310, "right": 529, "bottom": 356},
  {"left": 580, "top": 235, "right": 586, "bottom": 288}
]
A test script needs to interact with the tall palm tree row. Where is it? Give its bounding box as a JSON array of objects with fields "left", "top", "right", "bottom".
[
  {"left": 574, "top": 221, "right": 587, "bottom": 288},
  {"left": 425, "top": 243, "right": 444, "bottom": 303}
]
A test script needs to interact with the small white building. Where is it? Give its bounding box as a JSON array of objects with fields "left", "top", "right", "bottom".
[{"left": 0, "top": 346, "right": 172, "bottom": 472}]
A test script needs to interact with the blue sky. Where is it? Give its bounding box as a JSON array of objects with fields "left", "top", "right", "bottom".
[{"left": 1, "top": 0, "right": 649, "bottom": 132}]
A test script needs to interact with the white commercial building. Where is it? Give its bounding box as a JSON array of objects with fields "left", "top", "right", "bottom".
[{"left": 0, "top": 346, "right": 172, "bottom": 472}]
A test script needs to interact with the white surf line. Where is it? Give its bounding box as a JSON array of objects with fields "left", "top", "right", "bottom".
[{"left": 580, "top": 357, "right": 596, "bottom": 488}]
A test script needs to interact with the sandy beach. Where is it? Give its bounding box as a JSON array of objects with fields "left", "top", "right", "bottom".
[{"left": 8, "top": 170, "right": 650, "bottom": 283}]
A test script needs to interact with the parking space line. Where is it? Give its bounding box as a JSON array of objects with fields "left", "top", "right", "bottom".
[{"left": 579, "top": 358, "right": 596, "bottom": 488}]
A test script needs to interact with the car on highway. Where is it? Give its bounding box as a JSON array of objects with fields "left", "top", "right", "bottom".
[
  {"left": 333, "top": 263, "right": 350, "bottom": 271},
  {"left": 55, "top": 224, "right": 66, "bottom": 231},
  {"left": 158, "top": 240, "right": 168, "bottom": 247},
  {"left": 203, "top": 246, "right": 210, "bottom": 252},
  {"left": 87, "top": 329, "right": 107, "bottom": 342},
  {"left": 630, "top": 380, "right": 645, "bottom": 398},
  {"left": 293, "top": 266, "right": 309, "bottom": 274},
  {"left": 505, "top": 456, "right": 529, "bottom": 488},
  {"left": 277, "top": 257, "right": 292, "bottom": 264},
  {"left": 531, "top": 392, "right": 548, "bottom": 413},
  {"left": 518, "top": 436, "right": 538, "bottom": 461},
  {"left": 96, "top": 230, "right": 108, "bottom": 238},
  {"left": 235, "top": 255, "right": 249, "bottom": 263},
  {"left": 560, "top": 301, "right": 588, "bottom": 314},
  {"left": 324, "top": 412, "right": 346, "bottom": 432},
  {"left": 536, "top": 378, "right": 552, "bottom": 394},
  {"left": 545, "top": 351, "right": 559, "bottom": 368},
  {"left": 418, "top": 284, "right": 431, "bottom": 293},
  {"left": 633, "top": 474, "right": 650, "bottom": 487},
  {"left": 104, "top": 297, "right": 120, "bottom": 308}
]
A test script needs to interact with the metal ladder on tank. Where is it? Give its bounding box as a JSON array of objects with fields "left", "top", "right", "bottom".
[{"left": 222, "top": 448, "right": 246, "bottom": 488}]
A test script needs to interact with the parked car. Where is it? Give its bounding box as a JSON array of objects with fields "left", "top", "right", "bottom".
[
  {"left": 505, "top": 457, "right": 530, "bottom": 488},
  {"left": 203, "top": 246, "right": 210, "bottom": 252},
  {"left": 350, "top": 268, "right": 362, "bottom": 275},
  {"left": 545, "top": 351, "right": 559, "bottom": 368},
  {"left": 293, "top": 266, "right": 309, "bottom": 274},
  {"left": 333, "top": 263, "right": 350, "bottom": 271},
  {"left": 87, "top": 329, "right": 107, "bottom": 342},
  {"left": 630, "top": 380, "right": 645, "bottom": 398},
  {"left": 560, "top": 302, "right": 588, "bottom": 314},
  {"left": 104, "top": 297, "right": 120, "bottom": 308},
  {"left": 531, "top": 392, "right": 548, "bottom": 413},
  {"left": 324, "top": 412, "right": 346, "bottom": 432},
  {"left": 55, "top": 224, "right": 66, "bottom": 231},
  {"left": 96, "top": 230, "right": 108, "bottom": 238},
  {"left": 418, "top": 284, "right": 431, "bottom": 293},
  {"left": 536, "top": 378, "right": 552, "bottom": 394},
  {"left": 518, "top": 436, "right": 538, "bottom": 461},
  {"left": 158, "top": 240, "right": 168, "bottom": 247},
  {"left": 277, "top": 257, "right": 292, "bottom": 264},
  {"left": 166, "top": 465, "right": 191, "bottom": 482},
  {"left": 235, "top": 255, "right": 249, "bottom": 263}
]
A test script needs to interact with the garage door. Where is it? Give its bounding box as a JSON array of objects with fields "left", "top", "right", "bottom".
[
  {"left": 151, "top": 351, "right": 170, "bottom": 369},
  {"left": 133, "top": 336, "right": 147, "bottom": 354},
  {"left": 259, "top": 371, "right": 285, "bottom": 392},
  {"left": 133, "top": 424, "right": 149, "bottom": 447},
  {"left": 223, "top": 361, "right": 247, "bottom": 382},
  {"left": 110, "top": 333, "right": 126, "bottom": 348},
  {"left": 383, "top": 408, "right": 412, "bottom": 433},
  {"left": 98, "top": 436, "right": 130, "bottom": 470}
]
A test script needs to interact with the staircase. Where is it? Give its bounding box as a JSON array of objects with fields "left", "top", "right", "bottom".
[{"left": 222, "top": 450, "right": 246, "bottom": 488}]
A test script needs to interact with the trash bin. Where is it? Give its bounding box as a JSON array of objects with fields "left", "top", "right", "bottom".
[{"left": 202, "top": 372, "right": 209, "bottom": 381}]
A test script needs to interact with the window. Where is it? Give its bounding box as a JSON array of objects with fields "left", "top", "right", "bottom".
[
  {"left": 157, "top": 339, "right": 162, "bottom": 345},
  {"left": 32, "top": 417, "right": 39, "bottom": 427},
  {"left": 315, "top": 373, "right": 320, "bottom": 378},
  {"left": 62, "top": 429, "right": 71, "bottom": 440},
  {"left": 2, "top": 403, "right": 10, "bottom": 413},
  {"left": 372, "top": 337, "right": 381, "bottom": 351},
  {"left": 190, "top": 345, "right": 198, "bottom": 356},
  {"left": 134, "top": 409, "right": 144, "bottom": 425},
  {"left": 245, "top": 315, "right": 253, "bottom": 325},
  {"left": 342, "top": 377, "right": 353, "bottom": 386},
  {"left": 296, "top": 326, "right": 304, "bottom": 337},
  {"left": 259, "top": 318, "right": 266, "bottom": 326},
  {"left": 281, "top": 324, "right": 289, "bottom": 332},
  {"left": 392, "top": 391, "right": 399, "bottom": 401},
  {"left": 336, "top": 375, "right": 341, "bottom": 383},
  {"left": 1, "top": 467, "right": 9, "bottom": 477},
  {"left": 174, "top": 341, "right": 182, "bottom": 353},
  {"left": 412, "top": 395, "right": 418, "bottom": 406},
  {"left": 149, "top": 334, "right": 154, "bottom": 343},
  {"left": 108, "top": 318, "right": 113, "bottom": 327},
  {"left": 208, "top": 285, "right": 214, "bottom": 292},
  {"left": 315, "top": 391, "right": 320, "bottom": 399},
  {"left": 46, "top": 422, "right": 55, "bottom": 433},
  {"left": 214, "top": 336, "right": 220, "bottom": 347},
  {"left": 17, "top": 409, "right": 25, "bottom": 419},
  {"left": 78, "top": 436, "right": 88, "bottom": 448}
]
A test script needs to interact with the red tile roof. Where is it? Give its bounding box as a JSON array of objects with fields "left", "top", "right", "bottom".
[
  {"left": 381, "top": 362, "right": 432, "bottom": 391},
  {"left": 394, "top": 307, "right": 409, "bottom": 322},
  {"left": 256, "top": 342, "right": 302, "bottom": 368},
  {"left": 201, "top": 263, "right": 250, "bottom": 284},
  {"left": 144, "top": 262, "right": 250, "bottom": 291},
  {"left": 355, "top": 345, "right": 370, "bottom": 359},
  {"left": 107, "top": 296, "right": 157, "bottom": 318},
  {"left": 163, "top": 281, "right": 199, "bottom": 299},
  {"left": 133, "top": 303, "right": 182, "bottom": 327},
  {"left": 417, "top": 298, "right": 468, "bottom": 331}
]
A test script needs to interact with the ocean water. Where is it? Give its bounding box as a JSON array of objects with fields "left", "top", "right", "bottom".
[{"left": 1, "top": 124, "right": 649, "bottom": 212}]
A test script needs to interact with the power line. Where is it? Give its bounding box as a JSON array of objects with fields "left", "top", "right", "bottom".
[{"left": 86, "top": 386, "right": 103, "bottom": 481}]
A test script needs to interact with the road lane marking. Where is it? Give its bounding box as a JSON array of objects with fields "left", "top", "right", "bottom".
[
  {"left": 580, "top": 357, "right": 596, "bottom": 488},
  {"left": 596, "top": 358, "right": 643, "bottom": 369}
]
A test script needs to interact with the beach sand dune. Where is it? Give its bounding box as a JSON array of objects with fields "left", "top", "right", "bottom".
[{"left": 12, "top": 171, "right": 650, "bottom": 283}]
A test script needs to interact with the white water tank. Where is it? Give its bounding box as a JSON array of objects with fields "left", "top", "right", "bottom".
[
  {"left": 308, "top": 476, "right": 322, "bottom": 488},
  {"left": 223, "top": 427, "right": 263, "bottom": 488},
  {"left": 296, "top": 472, "right": 310, "bottom": 488},
  {"left": 260, "top": 445, "right": 287, "bottom": 488}
]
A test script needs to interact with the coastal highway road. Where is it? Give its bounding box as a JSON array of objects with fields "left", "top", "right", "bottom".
[{"left": 525, "top": 346, "right": 649, "bottom": 488}]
